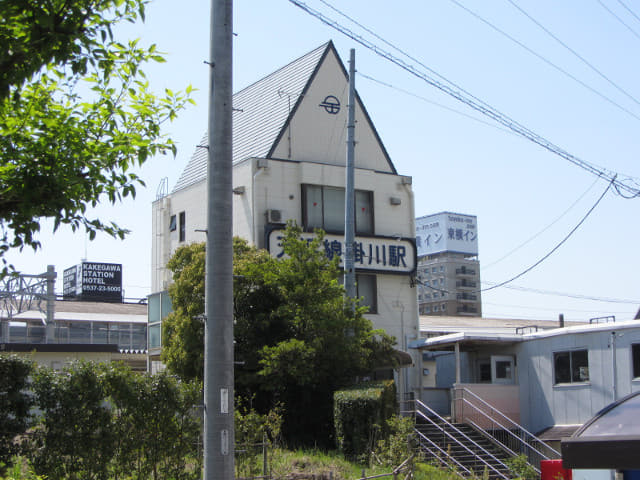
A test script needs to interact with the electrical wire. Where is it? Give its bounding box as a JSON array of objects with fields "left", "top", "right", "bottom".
[
  {"left": 506, "top": 0, "right": 640, "bottom": 108},
  {"left": 482, "top": 177, "right": 601, "bottom": 270},
  {"left": 287, "top": 0, "right": 640, "bottom": 199},
  {"left": 615, "top": 0, "right": 640, "bottom": 25},
  {"left": 481, "top": 177, "right": 615, "bottom": 292},
  {"left": 483, "top": 282, "right": 640, "bottom": 304},
  {"left": 359, "top": 72, "right": 518, "bottom": 137},
  {"left": 449, "top": 0, "right": 640, "bottom": 121},
  {"left": 598, "top": 0, "right": 640, "bottom": 41}
]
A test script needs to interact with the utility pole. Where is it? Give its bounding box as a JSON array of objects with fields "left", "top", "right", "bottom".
[
  {"left": 204, "top": 0, "right": 234, "bottom": 479},
  {"left": 344, "top": 48, "right": 356, "bottom": 305}
]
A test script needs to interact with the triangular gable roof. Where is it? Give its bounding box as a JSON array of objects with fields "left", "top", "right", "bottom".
[{"left": 172, "top": 41, "right": 395, "bottom": 193}]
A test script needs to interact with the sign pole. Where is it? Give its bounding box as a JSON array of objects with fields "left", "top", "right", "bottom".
[{"left": 344, "top": 49, "right": 356, "bottom": 305}]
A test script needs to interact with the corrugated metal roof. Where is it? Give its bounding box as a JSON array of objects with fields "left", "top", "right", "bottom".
[{"left": 172, "top": 42, "right": 330, "bottom": 194}]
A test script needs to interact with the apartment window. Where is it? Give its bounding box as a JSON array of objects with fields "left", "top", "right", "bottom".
[
  {"left": 432, "top": 267, "right": 437, "bottom": 274},
  {"left": 356, "top": 274, "right": 377, "bottom": 314},
  {"left": 179, "top": 211, "right": 186, "bottom": 242},
  {"left": 433, "top": 305, "right": 439, "bottom": 312},
  {"left": 441, "top": 303, "right": 446, "bottom": 311},
  {"left": 554, "top": 349, "right": 589, "bottom": 384},
  {"left": 169, "top": 214, "right": 177, "bottom": 232},
  {"left": 440, "top": 265, "right": 444, "bottom": 272},
  {"left": 633, "top": 344, "right": 640, "bottom": 378},
  {"left": 302, "top": 184, "right": 373, "bottom": 235}
]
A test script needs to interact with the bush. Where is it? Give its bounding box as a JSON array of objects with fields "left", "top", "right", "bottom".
[
  {"left": 0, "top": 356, "right": 34, "bottom": 474},
  {"left": 333, "top": 381, "right": 396, "bottom": 460}
]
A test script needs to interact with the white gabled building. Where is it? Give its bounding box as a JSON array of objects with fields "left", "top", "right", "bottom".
[{"left": 150, "top": 41, "right": 419, "bottom": 395}]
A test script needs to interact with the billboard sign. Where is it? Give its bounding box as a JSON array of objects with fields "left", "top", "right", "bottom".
[
  {"left": 415, "top": 212, "right": 478, "bottom": 257},
  {"left": 80, "top": 262, "right": 123, "bottom": 302},
  {"left": 62, "top": 265, "right": 80, "bottom": 297},
  {"left": 63, "top": 262, "right": 123, "bottom": 302},
  {"left": 267, "top": 229, "right": 416, "bottom": 275}
]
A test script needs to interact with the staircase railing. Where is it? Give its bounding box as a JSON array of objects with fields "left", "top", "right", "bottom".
[
  {"left": 452, "top": 387, "right": 561, "bottom": 471},
  {"left": 413, "top": 399, "right": 511, "bottom": 480}
]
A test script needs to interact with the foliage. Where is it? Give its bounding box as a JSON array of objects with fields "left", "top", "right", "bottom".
[
  {"left": 0, "top": 457, "right": 45, "bottom": 480},
  {"left": 372, "top": 415, "right": 416, "bottom": 468},
  {"left": 25, "top": 361, "right": 201, "bottom": 480},
  {"left": 505, "top": 454, "right": 539, "bottom": 480},
  {"left": 30, "top": 361, "right": 116, "bottom": 480},
  {"left": 235, "top": 401, "right": 283, "bottom": 479},
  {"left": 0, "top": 356, "right": 34, "bottom": 473},
  {"left": 163, "top": 224, "right": 398, "bottom": 448},
  {"left": 333, "top": 381, "right": 396, "bottom": 461},
  {"left": 102, "top": 364, "right": 202, "bottom": 480},
  {"left": 0, "top": 0, "right": 193, "bottom": 273},
  {"left": 161, "top": 241, "right": 206, "bottom": 380}
]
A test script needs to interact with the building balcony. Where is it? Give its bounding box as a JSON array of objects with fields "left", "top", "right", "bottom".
[
  {"left": 455, "top": 267, "right": 476, "bottom": 276},
  {"left": 456, "top": 280, "right": 477, "bottom": 288}
]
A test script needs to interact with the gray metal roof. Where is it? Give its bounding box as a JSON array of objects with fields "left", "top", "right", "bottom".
[{"left": 172, "top": 42, "right": 330, "bottom": 194}]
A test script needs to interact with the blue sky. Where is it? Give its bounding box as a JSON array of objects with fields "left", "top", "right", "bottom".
[{"left": 8, "top": 0, "right": 640, "bottom": 321}]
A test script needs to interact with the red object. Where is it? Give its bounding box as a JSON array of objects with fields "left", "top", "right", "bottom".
[{"left": 541, "top": 459, "right": 572, "bottom": 480}]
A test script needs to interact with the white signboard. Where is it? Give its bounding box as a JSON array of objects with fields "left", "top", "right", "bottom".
[
  {"left": 267, "top": 230, "right": 416, "bottom": 274},
  {"left": 415, "top": 212, "right": 478, "bottom": 257}
]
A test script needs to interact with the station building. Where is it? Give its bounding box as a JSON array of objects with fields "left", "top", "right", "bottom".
[{"left": 149, "top": 41, "right": 420, "bottom": 395}]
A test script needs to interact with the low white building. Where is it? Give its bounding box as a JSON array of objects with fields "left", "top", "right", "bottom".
[{"left": 149, "top": 41, "right": 420, "bottom": 395}]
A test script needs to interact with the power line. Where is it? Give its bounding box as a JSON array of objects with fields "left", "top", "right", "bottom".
[
  {"left": 481, "top": 177, "right": 615, "bottom": 293},
  {"left": 598, "top": 0, "right": 640, "bottom": 41},
  {"left": 483, "top": 282, "right": 640, "bottom": 305},
  {"left": 449, "top": 0, "right": 640, "bottom": 121},
  {"left": 506, "top": 0, "right": 640, "bottom": 108},
  {"left": 287, "top": 0, "right": 640, "bottom": 198},
  {"left": 483, "top": 300, "right": 636, "bottom": 314},
  {"left": 614, "top": 0, "right": 640, "bottom": 25},
  {"left": 358, "top": 72, "right": 518, "bottom": 137},
  {"left": 483, "top": 177, "right": 600, "bottom": 270}
]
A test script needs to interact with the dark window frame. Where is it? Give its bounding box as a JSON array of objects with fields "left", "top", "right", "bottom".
[
  {"left": 554, "top": 349, "right": 589, "bottom": 384},
  {"left": 632, "top": 344, "right": 640, "bottom": 379},
  {"left": 169, "top": 215, "right": 177, "bottom": 232},
  {"left": 179, "top": 211, "right": 186, "bottom": 242},
  {"left": 301, "top": 184, "right": 374, "bottom": 235}
]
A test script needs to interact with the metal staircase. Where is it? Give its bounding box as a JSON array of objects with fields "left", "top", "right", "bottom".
[
  {"left": 407, "top": 390, "right": 561, "bottom": 479},
  {"left": 411, "top": 399, "right": 513, "bottom": 479}
]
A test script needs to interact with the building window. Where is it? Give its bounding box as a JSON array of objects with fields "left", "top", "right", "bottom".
[
  {"left": 302, "top": 184, "right": 373, "bottom": 235},
  {"left": 633, "top": 344, "right": 640, "bottom": 378},
  {"left": 356, "top": 274, "right": 377, "bottom": 314},
  {"left": 179, "top": 211, "right": 186, "bottom": 242},
  {"left": 169, "top": 215, "right": 177, "bottom": 232},
  {"left": 433, "top": 305, "right": 439, "bottom": 312},
  {"left": 554, "top": 349, "right": 589, "bottom": 384}
]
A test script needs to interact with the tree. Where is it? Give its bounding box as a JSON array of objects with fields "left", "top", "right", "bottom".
[
  {"left": 0, "top": 0, "right": 193, "bottom": 273},
  {"left": 162, "top": 225, "right": 398, "bottom": 447}
]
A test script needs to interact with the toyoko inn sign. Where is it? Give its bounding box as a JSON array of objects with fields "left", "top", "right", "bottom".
[
  {"left": 267, "top": 230, "right": 416, "bottom": 275},
  {"left": 415, "top": 212, "right": 478, "bottom": 257}
]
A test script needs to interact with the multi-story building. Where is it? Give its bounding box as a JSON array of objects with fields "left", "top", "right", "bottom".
[
  {"left": 415, "top": 212, "right": 481, "bottom": 316},
  {"left": 149, "top": 42, "right": 420, "bottom": 395}
]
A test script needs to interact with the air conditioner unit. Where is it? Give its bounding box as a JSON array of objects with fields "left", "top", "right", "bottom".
[{"left": 266, "top": 209, "right": 282, "bottom": 223}]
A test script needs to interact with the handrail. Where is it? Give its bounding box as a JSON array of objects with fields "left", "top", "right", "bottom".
[
  {"left": 459, "top": 397, "right": 548, "bottom": 465},
  {"left": 415, "top": 399, "right": 511, "bottom": 480},
  {"left": 454, "top": 387, "right": 560, "bottom": 457},
  {"left": 414, "top": 428, "right": 471, "bottom": 478},
  {"left": 453, "top": 387, "right": 560, "bottom": 469}
]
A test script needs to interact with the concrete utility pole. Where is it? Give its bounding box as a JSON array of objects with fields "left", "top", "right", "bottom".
[
  {"left": 204, "top": 0, "right": 234, "bottom": 479},
  {"left": 344, "top": 48, "right": 356, "bottom": 304}
]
